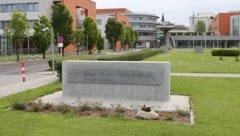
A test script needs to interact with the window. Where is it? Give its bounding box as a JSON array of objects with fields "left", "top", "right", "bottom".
[
  {"left": 28, "top": 3, "right": 34, "bottom": 11},
  {"left": 33, "top": 3, "right": 39, "bottom": 11},
  {"left": 6, "top": 4, "right": 11, "bottom": 12},
  {"left": 21, "top": 3, "right": 28, "bottom": 11},
  {"left": 1, "top": 4, "right": 6, "bottom": 12},
  {"left": 96, "top": 20, "right": 102, "bottom": 25},
  {"left": 11, "top": 4, "right": 17, "bottom": 11},
  {"left": 0, "top": 21, "right": 9, "bottom": 29},
  {"left": 0, "top": 3, "right": 38, "bottom": 12}
]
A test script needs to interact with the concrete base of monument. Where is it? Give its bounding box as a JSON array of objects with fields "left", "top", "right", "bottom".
[{"left": 39, "top": 91, "right": 190, "bottom": 112}]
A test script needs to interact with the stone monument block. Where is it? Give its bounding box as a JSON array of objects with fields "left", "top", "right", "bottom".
[
  {"left": 63, "top": 61, "right": 170, "bottom": 101},
  {"left": 160, "top": 46, "right": 168, "bottom": 53},
  {"left": 194, "top": 46, "right": 203, "bottom": 53}
]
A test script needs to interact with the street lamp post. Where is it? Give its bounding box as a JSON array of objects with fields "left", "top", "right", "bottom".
[
  {"left": 4, "top": 36, "right": 7, "bottom": 62},
  {"left": 27, "top": 35, "right": 30, "bottom": 57},
  {"left": 43, "top": 27, "right": 55, "bottom": 74},
  {"left": 86, "top": 35, "right": 88, "bottom": 54},
  {"left": 112, "top": 37, "right": 115, "bottom": 52},
  {"left": 51, "top": 29, "right": 55, "bottom": 74}
]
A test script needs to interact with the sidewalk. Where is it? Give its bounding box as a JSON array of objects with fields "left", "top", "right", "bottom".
[
  {"left": 1, "top": 72, "right": 239, "bottom": 99},
  {"left": 0, "top": 71, "right": 59, "bottom": 98},
  {"left": 171, "top": 73, "right": 240, "bottom": 78}
]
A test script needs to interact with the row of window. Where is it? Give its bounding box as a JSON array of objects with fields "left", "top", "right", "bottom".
[
  {"left": 132, "top": 24, "right": 156, "bottom": 29},
  {"left": 231, "top": 17, "right": 240, "bottom": 35},
  {"left": 0, "top": 3, "right": 39, "bottom": 13},
  {"left": 0, "top": 20, "right": 36, "bottom": 29},
  {"left": 129, "top": 17, "right": 157, "bottom": 22}
]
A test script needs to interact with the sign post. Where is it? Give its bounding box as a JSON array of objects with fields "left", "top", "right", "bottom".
[{"left": 57, "top": 35, "right": 64, "bottom": 57}]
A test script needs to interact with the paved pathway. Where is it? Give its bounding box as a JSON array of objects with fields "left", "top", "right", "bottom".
[
  {"left": 0, "top": 71, "right": 58, "bottom": 98},
  {"left": 1, "top": 72, "right": 240, "bottom": 99},
  {"left": 171, "top": 73, "right": 240, "bottom": 78}
]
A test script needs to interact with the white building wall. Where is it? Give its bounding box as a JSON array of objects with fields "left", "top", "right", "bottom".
[
  {"left": 0, "top": 0, "right": 57, "bottom": 35},
  {"left": 189, "top": 13, "right": 214, "bottom": 32},
  {"left": 96, "top": 14, "right": 114, "bottom": 49}
]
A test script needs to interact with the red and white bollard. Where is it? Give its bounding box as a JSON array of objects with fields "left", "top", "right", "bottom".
[{"left": 21, "top": 62, "right": 26, "bottom": 82}]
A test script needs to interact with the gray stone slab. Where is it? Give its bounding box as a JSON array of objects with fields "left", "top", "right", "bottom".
[
  {"left": 194, "top": 46, "right": 203, "bottom": 53},
  {"left": 63, "top": 61, "right": 170, "bottom": 101},
  {"left": 160, "top": 46, "right": 168, "bottom": 53},
  {"left": 40, "top": 91, "right": 190, "bottom": 112}
]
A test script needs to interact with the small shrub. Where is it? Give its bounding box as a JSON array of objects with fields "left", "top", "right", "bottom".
[
  {"left": 32, "top": 105, "right": 40, "bottom": 112},
  {"left": 55, "top": 61, "right": 62, "bottom": 81},
  {"left": 177, "top": 110, "right": 190, "bottom": 117},
  {"left": 113, "top": 113, "right": 124, "bottom": 118},
  {"left": 100, "top": 112, "right": 109, "bottom": 118},
  {"left": 78, "top": 102, "right": 91, "bottom": 112},
  {"left": 92, "top": 102, "right": 105, "bottom": 111},
  {"left": 164, "top": 113, "right": 175, "bottom": 121},
  {"left": 13, "top": 103, "right": 25, "bottom": 110},
  {"left": 48, "top": 60, "right": 57, "bottom": 69},
  {"left": 219, "top": 56, "right": 223, "bottom": 60},
  {"left": 236, "top": 57, "right": 239, "bottom": 61},
  {"left": 57, "top": 104, "right": 73, "bottom": 114},
  {"left": 115, "top": 106, "right": 125, "bottom": 114},
  {"left": 43, "top": 103, "right": 54, "bottom": 111}
]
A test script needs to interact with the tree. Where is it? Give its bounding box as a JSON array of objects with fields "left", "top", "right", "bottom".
[
  {"left": 51, "top": 3, "right": 73, "bottom": 57},
  {"left": 123, "top": 26, "right": 138, "bottom": 49},
  {"left": 105, "top": 19, "right": 123, "bottom": 51},
  {"left": 195, "top": 20, "right": 206, "bottom": 33},
  {"left": 32, "top": 15, "right": 52, "bottom": 59},
  {"left": 83, "top": 17, "right": 98, "bottom": 54},
  {"left": 132, "top": 30, "right": 139, "bottom": 46},
  {"left": 121, "top": 25, "right": 127, "bottom": 49},
  {"left": 73, "top": 29, "right": 84, "bottom": 55},
  {"left": 5, "top": 11, "right": 29, "bottom": 61},
  {"left": 96, "top": 32, "right": 104, "bottom": 53}
]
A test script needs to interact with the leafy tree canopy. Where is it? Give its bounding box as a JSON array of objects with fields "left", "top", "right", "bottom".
[
  {"left": 195, "top": 20, "right": 206, "bottom": 33},
  {"left": 83, "top": 17, "right": 98, "bottom": 54},
  {"left": 51, "top": 3, "right": 73, "bottom": 56},
  {"left": 105, "top": 19, "right": 123, "bottom": 46},
  {"left": 5, "top": 11, "right": 29, "bottom": 61},
  {"left": 32, "top": 15, "right": 52, "bottom": 59}
]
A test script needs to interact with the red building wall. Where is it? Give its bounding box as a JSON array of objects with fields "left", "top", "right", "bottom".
[
  {"left": 96, "top": 8, "right": 132, "bottom": 50},
  {"left": 61, "top": 0, "right": 96, "bottom": 28},
  {"left": 212, "top": 12, "right": 240, "bottom": 35},
  {"left": 60, "top": 0, "right": 96, "bottom": 53}
]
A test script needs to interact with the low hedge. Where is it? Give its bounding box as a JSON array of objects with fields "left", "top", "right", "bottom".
[
  {"left": 49, "top": 49, "right": 161, "bottom": 81},
  {"left": 97, "top": 49, "right": 161, "bottom": 61},
  {"left": 211, "top": 49, "right": 240, "bottom": 56}
]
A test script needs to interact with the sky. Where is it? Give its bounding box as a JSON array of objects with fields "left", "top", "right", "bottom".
[{"left": 94, "top": 0, "right": 240, "bottom": 26}]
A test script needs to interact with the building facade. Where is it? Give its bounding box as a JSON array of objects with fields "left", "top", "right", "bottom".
[
  {"left": 125, "top": 13, "right": 159, "bottom": 48},
  {"left": 189, "top": 12, "right": 214, "bottom": 32},
  {"left": 96, "top": 8, "right": 130, "bottom": 49},
  {"left": 230, "top": 15, "right": 240, "bottom": 35},
  {"left": 0, "top": 0, "right": 96, "bottom": 54},
  {"left": 211, "top": 11, "right": 240, "bottom": 36}
]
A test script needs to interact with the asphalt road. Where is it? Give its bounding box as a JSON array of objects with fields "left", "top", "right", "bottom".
[{"left": 0, "top": 59, "right": 49, "bottom": 75}]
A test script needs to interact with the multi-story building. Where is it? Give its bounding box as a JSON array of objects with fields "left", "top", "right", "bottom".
[
  {"left": 125, "top": 13, "right": 159, "bottom": 48},
  {"left": 211, "top": 11, "right": 240, "bottom": 35},
  {"left": 96, "top": 8, "right": 130, "bottom": 49},
  {"left": 0, "top": 0, "right": 96, "bottom": 54},
  {"left": 189, "top": 12, "right": 214, "bottom": 32},
  {"left": 230, "top": 15, "right": 240, "bottom": 35}
]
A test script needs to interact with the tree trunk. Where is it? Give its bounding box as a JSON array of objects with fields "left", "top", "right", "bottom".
[
  {"left": 16, "top": 47, "right": 20, "bottom": 62},
  {"left": 43, "top": 53, "right": 46, "bottom": 59},
  {"left": 62, "top": 47, "right": 65, "bottom": 57}
]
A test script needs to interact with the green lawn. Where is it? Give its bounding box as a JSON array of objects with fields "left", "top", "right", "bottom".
[
  {"left": 144, "top": 49, "right": 240, "bottom": 73},
  {"left": 1, "top": 77, "right": 240, "bottom": 136}
]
